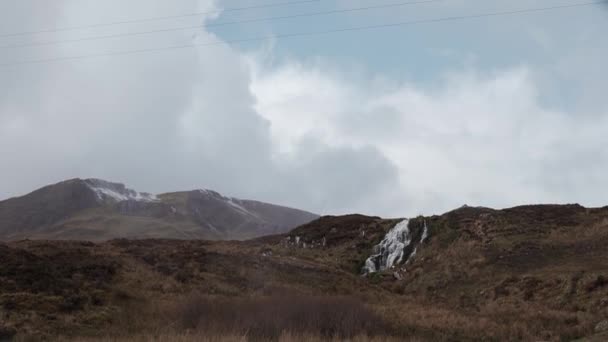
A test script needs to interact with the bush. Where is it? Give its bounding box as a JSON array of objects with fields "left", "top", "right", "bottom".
[
  {"left": 0, "top": 325, "right": 16, "bottom": 340},
  {"left": 174, "top": 295, "right": 391, "bottom": 340},
  {"left": 60, "top": 294, "right": 87, "bottom": 312}
]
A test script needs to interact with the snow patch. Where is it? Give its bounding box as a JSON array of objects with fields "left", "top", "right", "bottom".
[
  {"left": 207, "top": 223, "right": 220, "bottom": 233},
  {"left": 85, "top": 179, "right": 158, "bottom": 203},
  {"left": 226, "top": 198, "right": 258, "bottom": 218},
  {"left": 196, "top": 188, "right": 259, "bottom": 218}
]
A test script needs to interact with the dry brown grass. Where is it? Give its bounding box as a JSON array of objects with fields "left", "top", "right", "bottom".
[
  {"left": 31, "top": 293, "right": 398, "bottom": 341},
  {"left": 175, "top": 295, "right": 389, "bottom": 339},
  {"left": 61, "top": 332, "right": 411, "bottom": 342},
  {"left": 547, "top": 218, "right": 608, "bottom": 243},
  {"left": 5, "top": 205, "right": 608, "bottom": 341}
]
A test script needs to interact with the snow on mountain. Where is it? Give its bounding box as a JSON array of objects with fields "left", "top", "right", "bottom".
[
  {"left": 226, "top": 198, "right": 259, "bottom": 218},
  {"left": 196, "top": 188, "right": 259, "bottom": 219},
  {"left": 0, "top": 178, "right": 319, "bottom": 241},
  {"left": 84, "top": 179, "right": 158, "bottom": 203}
]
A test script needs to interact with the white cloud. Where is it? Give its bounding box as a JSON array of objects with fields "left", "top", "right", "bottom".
[
  {"left": 0, "top": 0, "right": 404, "bottom": 217},
  {"left": 252, "top": 59, "right": 608, "bottom": 215},
  {"left": 1, "top": 0, "right": 607, "bottom": 218}
]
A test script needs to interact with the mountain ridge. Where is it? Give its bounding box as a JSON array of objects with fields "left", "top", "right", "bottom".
[{"left": 0, "top": 178, "right": 318, "bottom": 241}]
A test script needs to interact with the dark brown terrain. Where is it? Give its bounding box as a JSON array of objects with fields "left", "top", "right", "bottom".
[
  {"left": 0, "top": 179, "right": 318, "bottom": 241},
  {"left": 1, "top": 204, "right": 608, "bottom": 341}
]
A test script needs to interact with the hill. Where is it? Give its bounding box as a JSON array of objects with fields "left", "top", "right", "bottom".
[
  {"left": 1, "top": 204, "right": 608, "bottom": 341},
  {"left": 0, "top": 179, "right": 318, "bottom": 241}
]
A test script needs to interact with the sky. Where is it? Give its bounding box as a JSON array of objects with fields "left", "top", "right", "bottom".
[{"left": 0, "top": 0, "right": 607, "bottom": 217}]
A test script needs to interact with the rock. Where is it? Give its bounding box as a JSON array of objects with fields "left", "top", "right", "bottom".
[
  {"left": 595, "top": 320, "right": 608, "bottom": 333},
  {"left": 393, "top": 272, "right": 403, "bottom": 281}
]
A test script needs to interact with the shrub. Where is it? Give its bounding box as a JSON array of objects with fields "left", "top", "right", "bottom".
[
  {"left": 174, "top": 295, "right": 391, "bottom": 340},
  {"left": 0, "top": 325, "right": 16, "bottom": 340}
]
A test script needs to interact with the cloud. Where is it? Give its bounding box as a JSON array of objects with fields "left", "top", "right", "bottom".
[
  {"left": 0, "top": 0, "right": 607, "bottom": 218},
  {"left": 0, "top": 0, "right": 406, "bottom": 216},
  {"left": 251, "top": 60, "right": 608, "bottom": 215}
]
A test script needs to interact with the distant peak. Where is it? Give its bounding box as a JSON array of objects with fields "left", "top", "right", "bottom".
[{"left": 197, "top": 188, "right": 220, "bottom": 197}]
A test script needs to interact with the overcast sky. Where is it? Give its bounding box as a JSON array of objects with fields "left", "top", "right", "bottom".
[{"left": 0, "top": 0, "right": 607, "bottom": 217}]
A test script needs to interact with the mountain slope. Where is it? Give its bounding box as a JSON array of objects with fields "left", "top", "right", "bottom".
[
  {"left": 261, "top": 204, "right": 608, "bottom": 340},
  {"left": 0, "top": 179, "right": 318, "bottom": 241},
  {"left": 0, "top": 179, "right": 100, "bottom": 238}
]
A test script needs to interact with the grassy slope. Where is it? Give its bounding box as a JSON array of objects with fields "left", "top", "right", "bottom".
[
  {"left": 34, "top": 207, "right": 214, "bottom": 241},
  {"left": 1, "top": 205, "right": 608, "bottom": 341}
]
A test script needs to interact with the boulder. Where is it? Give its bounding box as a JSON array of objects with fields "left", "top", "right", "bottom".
[{"left": 595, "top": 320, "right": 608, "bottom": 333}]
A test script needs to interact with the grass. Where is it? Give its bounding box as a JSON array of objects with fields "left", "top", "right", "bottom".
[
  {"left": 173, "top": 295, "right": 389, "bottom": 338},
  {"left": 98, "top": 294, "right": 394, "bottom": 340},
  {"left": 4, "top": 205, "right": 608, "bottom": 341},
  {"left": 60, "top": 333, "right": 410, "bottom": 342}
]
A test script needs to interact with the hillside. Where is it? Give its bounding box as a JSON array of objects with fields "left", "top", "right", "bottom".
[
  {"left": 0, "top": 179, "right": 318, "bottom": 241},
  {"left": 1, "top": 204, "right": 608, "bottom": 341}
]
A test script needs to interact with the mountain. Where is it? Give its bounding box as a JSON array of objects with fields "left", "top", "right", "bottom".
[
  {"left": 3, "top": 204, "right": 608, "bottom": 340},
  {"left": 0, "top": 178, "right": 318, "bottom": 241}
]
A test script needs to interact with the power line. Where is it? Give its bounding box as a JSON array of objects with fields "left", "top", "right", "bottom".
[
  {"left": 0, "top": 0, "right": 320, "bottom": 39},
  {"left": 0, "top": 0, "right": 444, "bottom": 50},
  {"left": 0, "top": 1, "right": 603, "bottom": 68}
]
